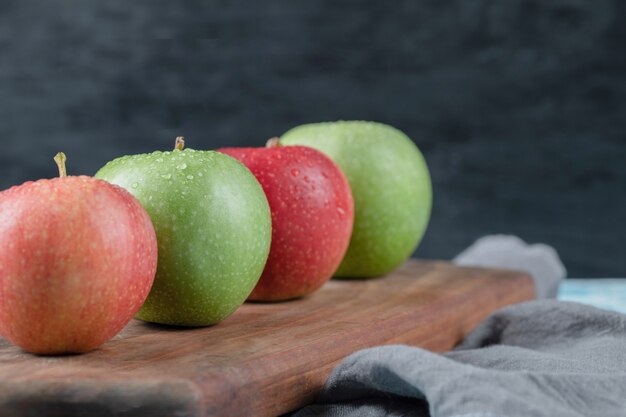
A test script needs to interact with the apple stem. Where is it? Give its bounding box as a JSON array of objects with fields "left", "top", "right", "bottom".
[
  {"left": 175, "top": 137, "right": 185, "bottom": 151},
  {"left": 266, "top": 137, "right": 281, "bottom": 148},
  {"left": 54, "top": 152, "right": 68, "bottom": 178}
]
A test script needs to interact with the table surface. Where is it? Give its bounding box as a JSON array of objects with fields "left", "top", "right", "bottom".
[{"left": 559, "top": 279, "right": 626, "bottom": 314}]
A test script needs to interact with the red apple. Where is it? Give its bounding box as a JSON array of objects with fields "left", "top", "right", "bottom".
[
  {"left": 0, "top": 153, "right": 158, "bottom": 354},
  {"left": 219, "top": 139, "right": 354, "bottom": 301}
]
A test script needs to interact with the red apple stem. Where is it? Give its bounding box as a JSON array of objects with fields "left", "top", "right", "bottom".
[
  {"left": 54, "top": 152, "right": 67, "bottom": 178},
  {"left": 265, "top": 137, "right": 281, "bottom": 148},
  {"left": 175, "top": 137, "right": 185, "bottom": 151}
]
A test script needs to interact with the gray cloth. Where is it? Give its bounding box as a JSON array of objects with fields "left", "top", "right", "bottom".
[
  {"left": 454, "top": 235, "right": 567, "bottom": 299},
  {"left": 293, "top": 300, "right": 626, "bottom": 417},
  {"left": 290, "top": 237, "right": 623, "bottom": 416}
]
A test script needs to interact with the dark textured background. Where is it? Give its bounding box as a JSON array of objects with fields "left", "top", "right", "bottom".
[{"left": 1, "top": 1, "right": 625, "bottom": 276}]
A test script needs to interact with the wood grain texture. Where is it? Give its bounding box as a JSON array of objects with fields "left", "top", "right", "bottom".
[{"left": 0, "top": 260, "right": 534, "bottom": 417}]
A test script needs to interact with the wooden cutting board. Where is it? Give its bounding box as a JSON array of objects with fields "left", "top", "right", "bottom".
[{"left": 0, "top": 260, "right": 534, "bottom": 417}]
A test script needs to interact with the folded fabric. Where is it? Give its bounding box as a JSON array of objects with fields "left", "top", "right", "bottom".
[
  {"left": 292, "top": 300, "right": 626, "bottom": 417},
  {"left": 454, "top": 235, "right": 566, "bottom": 299}
]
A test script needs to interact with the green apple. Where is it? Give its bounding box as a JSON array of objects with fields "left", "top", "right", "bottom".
[
  {"left": 280, "top": 121, "right": 432, "bottom": 278},
  {"left": 95, "top": 138, "right": 271, "bottom": 326}
]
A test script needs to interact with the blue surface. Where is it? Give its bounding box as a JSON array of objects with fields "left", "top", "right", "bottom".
[{"left": 558, "top": 279, "right": 626, "bottom": 314}]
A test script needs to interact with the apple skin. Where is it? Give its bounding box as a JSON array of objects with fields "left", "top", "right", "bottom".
[
  {"left": 280, "top": 121, "right": 432, "bottom": 278},
  {"left": 218, "top": 145, "right": 354, "bottom": 301},
  {"left": 0, "top": 176, "right": 158, "bottom": 354},
  {"left": 96, "top": 148, "right": 272, "bottom": 326}
]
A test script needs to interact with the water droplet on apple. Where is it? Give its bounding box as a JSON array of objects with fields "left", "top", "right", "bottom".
[
  {"left": 291, "top": 169, "right": 300, "bottom": 177},
  {"left": 131, "top": 182, "right": 139, "bottom": 189},
  {"left": 177, "top": 163, "right": 187, "bottom": 170},
  {"left": 337, "top": 207, "right": 346, "bottom": 217},
  {"left": 197, "top": 172, "right": 204, "bottom": 177},
  {"left": 161, "top": 173, "right": 172, "bottom": 180},
  {"left": 303, "top": 176, "right": 310, "bottom": 183},
  {"left": 186, "top": 175, "right": 194, "bottom": 180}
]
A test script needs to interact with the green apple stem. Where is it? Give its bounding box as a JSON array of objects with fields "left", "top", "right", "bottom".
[
  {"left": 265, "top": 137, "right": 281, "bottom": 148},
  {"left": 175, "top": 137, "right": 185, "bottom": 151},
  {"left": 54, "top": 152, "right": 68, "bottom": 178}
]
